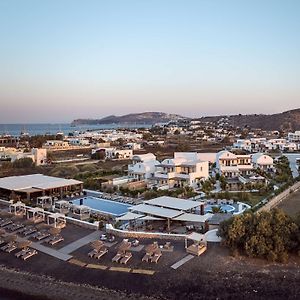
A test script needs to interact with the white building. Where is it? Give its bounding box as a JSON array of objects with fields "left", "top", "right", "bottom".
[
  {"left": 251, "top": 153, "right": 274, "bottom": 171},
  {"left": 0, "top": 148, "right": 47, "bottom": 166},
  {"left": 153, "top": 152, "right": 209, "bottom": 188},
  {"left": 43, "top": 140, "right": 70, "bottom": 149},
  {"left": 67, "top": 138, "right": 90, "bottom": 146},
  {"left": 216, "top": 150, "right": 253, "bottom": 178},
  {"left": 288, "top": 131, "right": 300, "bottom": 143},
  {"left": 92, "top": 147, "right": 133, "bottom": 160},
  {"left": 128, "top": 153, "right": 159, "bottom": 181}
]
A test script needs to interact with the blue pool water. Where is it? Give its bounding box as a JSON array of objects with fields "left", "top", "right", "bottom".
[
  {"left": 71, "top": 197, "right": 131, "bottom": 216},
  {"left": 205, "top": 204, "right": 235, "bottom": 213}
]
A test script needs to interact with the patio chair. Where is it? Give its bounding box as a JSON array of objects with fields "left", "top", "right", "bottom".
[
  {"left": 15, "top": 248, "right": 30, "bottom": 258},
  {"left": 132, "top": 239, "right": 139, "bottom": 247},
  {"left": 112, "top": 251, "right": 123, "bottom": 263},
  {"left": 5, "top": 242, "right": 17, "bottom": 253},
  {"left": 48, "top": 235, "right": 64, "bottom": 245},
  {"left": 120, "top": 252, "right": 132, "bottom": 264},
  {"left": 23, "top": 227, "right": 37, "bottom": 236},
  {"left": 1, "top": 242, "right": 14, "bottom": 252},
  {"left": 94, "top": 247, "right": 108, "bottom": 259},
  {"left": 150, "top": 252, "right": 162, "bottom": 264},
  {"left": 0, "top": 219, "right": 13, "bottom": 227},
  {"left": 21, "top": 249, "right": 38, "bottom": 260},
  {"left": 88, "top": 249, "right": 99, "bottom": 258},
  {"left": 142, "top": 253, "right": 151, "bottom": 262}
]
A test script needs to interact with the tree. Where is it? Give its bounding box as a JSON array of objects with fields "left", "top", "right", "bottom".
[
  {"left": 12, "top": 157, "right": 34, "bottom": 169},
  {"left": 218, "top": 209, "right": 299, "bottom": 262}
]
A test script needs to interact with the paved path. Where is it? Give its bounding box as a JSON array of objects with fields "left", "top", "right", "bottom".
[
  {"left": 31, "top": 243, "right": 72, "bottom": 261},
  {"left": 171, "top": 254, "right": 194, "bottom": 270},
  {"left": 59, "top": 231, "right": 101, "bottom": 254}
]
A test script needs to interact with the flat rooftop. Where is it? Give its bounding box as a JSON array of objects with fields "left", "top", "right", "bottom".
[
  {"left": 0, "top": 174, "right": 82, "bottom": 191},
  {"left": 129, "top": 203, "right": 182, "bottom": 219},
  {"left": 144, "top": 196, "right": 203, "bottom": 211}
]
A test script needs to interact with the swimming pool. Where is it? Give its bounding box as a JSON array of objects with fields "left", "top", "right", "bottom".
[
  {"left": 71, "top": 197, "right": 131, "bottom": 216},
  {"left": 205, "top": 204, "right": 235, "bottom": 213}
]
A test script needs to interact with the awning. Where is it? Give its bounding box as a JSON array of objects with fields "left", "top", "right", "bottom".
[
  {"left": 173, "top": 213, "right": 213, "bottom": 223},
  {"left": 187, "top": 232, "right": 206, "bottom": 242},
  {"left": 116, "top": 212, "right": 144, "bottom": 221},
  {"left": 139, "top": 215, "right": 164, "bottom": 221}
]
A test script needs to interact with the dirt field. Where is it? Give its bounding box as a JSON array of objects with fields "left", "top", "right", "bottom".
[{"left": 277, "top": 188, "right": 300, "bottom": 217}]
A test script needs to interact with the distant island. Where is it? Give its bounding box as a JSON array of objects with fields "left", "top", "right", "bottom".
[
  {"left": 72, "top": 109, "right": 300, "bottom": 131},
  {"left": 71, "top": 112, "right": 187, "bottom": 126}
]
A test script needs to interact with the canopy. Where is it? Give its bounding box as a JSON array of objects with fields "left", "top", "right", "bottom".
[
  {"left": 187, "top": 232, "right": 205, "bottom": 242},
  {"left": 173, "top": 213, "right": 213, "bottom": 223},
  {"left": 116, "top": 212, "right": 143, "bottom": 221}
]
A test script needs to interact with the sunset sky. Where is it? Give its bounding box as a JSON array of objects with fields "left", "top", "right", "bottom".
[{"left": 0, "top": 0, "right": 299, "bottom": 123}]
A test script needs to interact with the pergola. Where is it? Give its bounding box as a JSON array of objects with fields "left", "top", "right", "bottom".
[
  {"left": 54, "top": 200, "right": 71, "bottom": 214},
  {"left": 36, "top": 196, "right": 53, "bottom": 209},
  {"left": 185, "top": 232, "right": 207, "bottom": 256},
  {"left": 47, "top": 213, "right": 66, "bottom": 228},
  {"left": 9, "top": 201, "right": 26, "bottom": 217},
  {"left": 70, "top": 204, "right": 90, "bottom": 221},
  {"left": 26, "top": 207, "right": 45, "bottom": 224}
]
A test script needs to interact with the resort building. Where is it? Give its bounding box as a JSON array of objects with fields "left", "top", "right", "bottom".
[
  {"left": 288, "top": 131, "right": 300, "bottom": 143},
  {"left": 128, "top": 153, "right": 159, "bottom": 181},
  {"left": 43, "top": 140, "right": 70, "bottom": 150},
  {"left": 251, "top": 153, "right": 274, "bottom": 171},
  {"left": 92, "top": 147, "right": 133, "bottom": 160},
  {"left": 0, "top": 147, "right": 47, "bottom": 166},
  {"left": 118, "top": 196, "right": 213, "bottom": 232},
  {"left": 216, "top": 150, "right": 253, "bottom": 178},
  {"left": 152, "top": 152, "right": 209, "bottom": 189},
  {"left": 0, "top": 174, "right": 83, "bottom": 201},
  {"left": 0, "top": 135, "right": 19, "bottom": 147}
]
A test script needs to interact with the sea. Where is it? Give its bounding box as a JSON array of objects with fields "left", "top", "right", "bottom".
[{"left": 0, "top": 123, "right": 151, "bottom": 137}]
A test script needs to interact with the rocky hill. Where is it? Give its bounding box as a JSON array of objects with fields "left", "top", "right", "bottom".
[
  {"left": 72, "top": 112, "right": 186, "bottom": 125},
  {"left": 198, "top": 108, "right": 300, "bottom": 131}
]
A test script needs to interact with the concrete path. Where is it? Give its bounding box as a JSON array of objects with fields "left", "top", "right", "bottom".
[
  {"left": 171, "top": 254, "right": 194, "bottom": 270},
  {"left": 59, "top": 231, "right": 101, "bottom": 254},
  {"left": 31, "top": 243, "right": 72, "bottom": 261}
]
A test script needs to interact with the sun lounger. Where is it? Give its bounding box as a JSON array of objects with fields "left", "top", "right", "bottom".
[
  {"left": 1, "top": 242, "right": 14, "bottom": 252},
  {"left": 21, "top": 249, "right": 38, "bottom": 260},
  {"left": 0, "top": 220, "right": 13, "bottom": 227},
  {"left": 112, "top": 252, "right": 122, "bottom": 262},
  {"left": 94, "top": 248, "right": 108, "bottom": 259},
  {"left": 5, "top": 243, "right": 17, "bottom": 253},
  {"left": 48, "top": 235, "right": 64, "bottom": 245},
  {"left": 23, "top": 227, "right": 37, "bottom": 236},
  {"left": 33, "top": 231, "right": 50, "bottom": 241},
  {"left": 120, "top": 252, "right": 132, "bottom": 264},
  {"left": 142, "top": 253, "right": 151, "bottom": 262},
  {"left": 150, "top": 252, "right": 162, "bottom": 263},
  {"left": 15, "top": 248, "right": 30, "bottom": 258},
  {"left": 88, "top": 249, "right": 98, "bottom": 258}
]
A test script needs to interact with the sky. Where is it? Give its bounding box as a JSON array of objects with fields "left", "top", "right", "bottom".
[{"left": 0, "top": 0, "right": 300, "bottom": 123}]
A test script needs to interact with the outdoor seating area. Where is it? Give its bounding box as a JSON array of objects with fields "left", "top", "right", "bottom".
[
  {"left": 26, "top": 207, "right": 45, "bottom": 224},
  {"left": 69, "top": 204, "right": 90, "bottom": 221},
  {"left": 88, "top": 240, "right": 108, "bottom": 259},
  {"left": 112, "top": 239, "right": 133, "bottom": 264},
  {"left": 185, "top": 232, "right": 207, "bottom": 256},
  {"left": 9, "top": 201, "right": 26, "bottom": 217},
  {"left": 142, "top": 242, "right": 162, "bottom": 263},
  {"left": 0, "top": 229, "right": 38, "bottom": 261}
]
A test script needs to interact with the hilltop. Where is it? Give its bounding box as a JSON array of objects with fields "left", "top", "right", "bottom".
[
  {"left": 72, "top": 112, "right": 186, "bottom": 125},
  {"left": 197, "top": 108, "right": 300, "bottom": 131}
]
